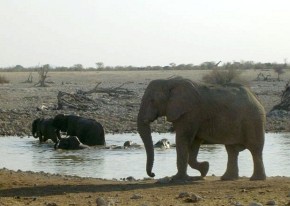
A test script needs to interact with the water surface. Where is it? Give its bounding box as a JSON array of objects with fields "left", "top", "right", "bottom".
[{"left": 0, "top": 133, "right": 289, "bottom": 179}]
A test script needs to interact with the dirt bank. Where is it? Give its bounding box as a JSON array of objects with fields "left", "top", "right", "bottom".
[{"left": 0, "top": 168, "right": 290, "bottom": 206}]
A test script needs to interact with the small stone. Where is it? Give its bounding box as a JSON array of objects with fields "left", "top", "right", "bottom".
[
  {"left": 233, "top": 202, "right": 244, "bottom": 206},
  {"left": 126, "top": 176, "right": 136, "bottom": 181},
  {"left": 96, "top": 197, "right": 107, "bottom": 206},
  {"left": 156, "top": 176, "right": 171, "bottom": 184},
  {"left": 177, "top": 192, "right": 190, "bottom": 198},
  {"left": 45, "top": 203, "right": 58, "bottom": 206},
  {"left": 248, "top": 202, "right": 263, "bottom": 206},
  {"left": 185, "top": 193, "right": 202, "bottom": 203},
  {"left": 266, "top": 200, "right": 277, "bottom": 205},
  {"left": 130, "top": 194, "right": 142, "bottom": 199}
]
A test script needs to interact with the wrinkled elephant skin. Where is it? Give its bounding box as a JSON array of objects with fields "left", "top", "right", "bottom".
[
  {"left": 137, "top": 77, "right": 266, "bottom": 181},
  {"left": 32, "top": 118, "right": 58, "bottom": 143},
  {"left": 55, "top": 136, "right": 89, "bottom": 150},
  {"left": 53, "top": 114, "right": 105, "bottom": 146}
]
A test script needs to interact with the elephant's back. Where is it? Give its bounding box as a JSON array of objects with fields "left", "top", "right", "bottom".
[{"left": 200, "top": 84, "right": 265, "bottom": 120}]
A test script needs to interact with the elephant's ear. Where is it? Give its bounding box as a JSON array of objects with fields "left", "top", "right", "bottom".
[{"left": 166, "top": 81, "right": 197, "bottom": 122}]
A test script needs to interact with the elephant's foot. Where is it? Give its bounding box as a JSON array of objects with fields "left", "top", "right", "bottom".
[
  {"left": 171, "top": 173, "right": 190, "bottom": 181},
  {"left": 199, "top": 161, "right": 209, "bottom": 177},
  {"left": 171, "top": 173, "right": 204, "bottom": 183},
  {"left": 250, "top": 173, "right": 266, "bottom": 181},
  {"left": 188, "top": 161, "right": 209, "bottom": 177},
  {"left": 221, "top": 172, "right": 239, "bottom": 181}
]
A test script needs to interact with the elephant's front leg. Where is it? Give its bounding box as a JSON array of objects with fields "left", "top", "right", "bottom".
[
  {"left": 55, "top": 129, "right": 62, "bottom": 140},
  {"left": 188, "top": 138, "right": 209, "bottom": 178},
  {"left": 171, "top": 130, "right": 191, "bottom": 181},
  {"left": 221, "top": 144, "right": 240, "bottom": 180},
  {"left": 38, "top": 132, "right": 44, "bottom": 143}
]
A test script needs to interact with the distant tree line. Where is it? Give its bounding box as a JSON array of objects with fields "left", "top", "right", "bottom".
[{"left": 0, "top": 61, "right": 289, "bottom": 72}]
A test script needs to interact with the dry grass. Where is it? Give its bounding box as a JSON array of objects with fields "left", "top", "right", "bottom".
[
  {"left": 202, "top": 68, "right": 244, "bottom": 85},
  {"left": 0, "top": 69, "right": 289, "bottom": 84},
  {"left": 0, "top": 75, "right": 9, "bottom": 84}
]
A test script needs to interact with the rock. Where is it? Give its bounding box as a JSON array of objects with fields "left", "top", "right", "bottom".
[
  {"left": 233, "top": 202, "right": 243, "bottom": 206},
  {"left": 156, "top": 176, "right": 171, "bottom": 184},
  {"left": 266, "top": 200, "right": 277, "bottom": 205},
  {"left": 177, "top": 192, "right": 191, "bottom": 198},
  {"left": 96, "top": 197, "right": 107, "bottom": 206},
  {"left": 126, "top": 176, "right": 136, "bottom": 181},
  {"left": 267, "top": 110, "right": 289, "bottom": 118},
  {"left": 185, "top": 193, "right": 202, "bottom": 203},
  {"left": 248, "top": 202, "right": 263, "bottom": 206},
  {"left": 45, "top": 203, "right": 58, "bottom": 206},
  {"left": 130, "top": 194, "right": 142, "bottom": 199}
]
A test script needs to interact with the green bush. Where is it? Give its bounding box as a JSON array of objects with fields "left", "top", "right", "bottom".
[
  {"left": 0, "top": 75, "right": 9, "bottom": 84},
  {"left": 202, "top": 68, "right": 243, "bottom": 85}
]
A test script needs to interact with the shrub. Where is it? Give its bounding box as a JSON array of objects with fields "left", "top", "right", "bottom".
[
  {"left": 202, "top": 68, "right": 243, "bottom": 85},
  {"left": 0, "top": 75, "right": 9, "bottom": 84}
]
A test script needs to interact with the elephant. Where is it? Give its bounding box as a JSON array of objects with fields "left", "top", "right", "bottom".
[
  {"left": 105, "top": 141, "right": 143, "bottom": 149},
  {"left": 123, "top": 141, "right": 143, "bottom": 149},
  {"left": 52, "top": 114, "right": 105, "bottom": 146},
  {"left": 137, "top": 77, "right": 266, "bottom": 181},
  {"left": 154, "top": 138, "right": 171, "bottom": 149},
  {"left": 54, "top": 136, "right": 90, "bottom": 150},
  {"left": 32, "top": 118, "right": 58, "bottom": 143}
]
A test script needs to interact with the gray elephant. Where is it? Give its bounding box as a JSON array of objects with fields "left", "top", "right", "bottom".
[
  {"left": 154, "top": 138, "right": 171, "bottom": 149},
  {"left": 32, "top": 118, "right": 58, "bottom": 143},
  {"left": 123, "top": 141, "right": 143, "bottom": 149},
  {"left": 105, "top": 141, "right": 143, "bottom": 149},
  {"left": 52, "top": 114, "right": 105, "bottom": 146},
  {"left": 137, "top": 77, "right": 266, "bottom": 181},
  {"left": 54, "top": 136, "right": 90, "bottom": 150}
]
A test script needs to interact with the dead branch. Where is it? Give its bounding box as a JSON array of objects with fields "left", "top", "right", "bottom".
[
  {"left": 34, "top": 65, "right": 50, "bottom": 87},
  {"left": 57, "top": 82, "right": 135, "bottom": 110},
  {"left": 57, "top": 91, "right": 97, "bottom": 110},
  {"left": 255, "top": 72, "right": 271, "bottom": 81},
  {"left": 76, "top": 81, "right": 135, "bottom": 96},
  {"left": 23, "top": 72, "right": 33, "bottom": 83},
  {"left": 271, "top": 81, "right": 290, "bottom": 111}
]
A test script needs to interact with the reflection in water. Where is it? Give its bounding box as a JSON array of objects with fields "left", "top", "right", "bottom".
[{"left": 0, "top": 133, "right": 289, "bottom": 179}]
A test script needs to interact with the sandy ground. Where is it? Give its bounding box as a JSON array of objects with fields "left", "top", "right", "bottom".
[
  {"left": 1, "top": 70, "right": 290, "bottom": 205},
  {"left": 0, "top": 169, "right": 290, "bottom": 206}
]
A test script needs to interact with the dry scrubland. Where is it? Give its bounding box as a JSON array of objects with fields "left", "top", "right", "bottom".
[
  {"left": 1, "top": 70, "right": 290, "bottom": 206},
  {"left": 0, "top": 69, "right": 289, "bottom": 136}
]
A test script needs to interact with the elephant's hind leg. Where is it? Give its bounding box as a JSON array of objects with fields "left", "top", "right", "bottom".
[
  {"left": 221, "top": 144, "right": 240, "bottom": 180},
  {"left": 188, "top": 138, "right": 209, "bottom": 177},
  {"left": 248, "top": 145, "right": 266, "bottom": 180}
]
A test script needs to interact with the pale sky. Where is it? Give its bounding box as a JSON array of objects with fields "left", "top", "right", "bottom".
[{"left": 0, "top": 0, "right": 290, "bottom": 68}]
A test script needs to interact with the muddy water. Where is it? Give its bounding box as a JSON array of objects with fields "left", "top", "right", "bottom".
[{"left": 0, "top": 133, "right": 289, "bottom": 179}]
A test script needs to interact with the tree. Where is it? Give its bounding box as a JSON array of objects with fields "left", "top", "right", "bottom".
[
  {"left": 273, "top": 65, "right": 285, "bottom": 81},
  {"left": 200, "top": 62, "right": 217, "bottom": 70},
  {"left": 169, "top": 63, "right": 176, "bottom": 68},
  {"left": 14, "top": 65, "right": 24, "bottom": 70},
  {"left": 96, "top": 62, "right": 104, "bottom": 70},
  {"left": 34, "top": 64, "right": 50, "bottom": 87},
  {"left": 72, "top": 64, "right": 84, "bottom": 71}
]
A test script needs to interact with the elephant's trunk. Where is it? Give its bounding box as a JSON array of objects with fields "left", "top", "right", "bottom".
[
  {"left": 137, "top": 116, "right": 155, "bottom": 178},
  {"left": 32, "top": 121, "right": 37, "bottom": 138}
]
